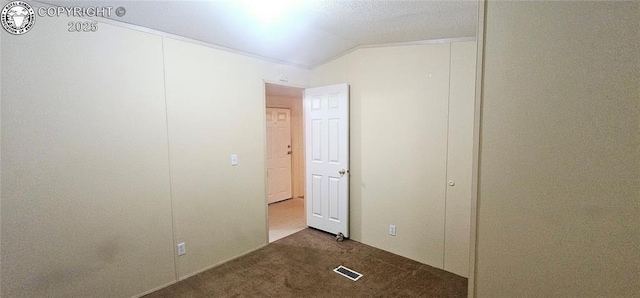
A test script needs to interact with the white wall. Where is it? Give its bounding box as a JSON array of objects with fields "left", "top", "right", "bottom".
[
  {"left": 309, "top": 55, "right": 349, "bottom": 88},
  {"left": 1, "top": 14, "right": 175, "bottom": 297},
  {"left": 1, "top": 9, "right": 309, "bottom": 297},
  {"left": 162, "top": 37, "right": 307, "bottom": 279},
  {"left": 476, "top": 1, "right": 639, "bottom": 296},
  {"left": 351, "top": 44, "right": 451, "bottom": 266},
  {"left": 310, "top": 42, "right": 477, "bottom": 275}
]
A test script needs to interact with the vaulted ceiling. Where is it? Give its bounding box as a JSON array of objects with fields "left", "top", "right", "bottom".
[{"left": 41, "top": 1, "right": 478, "bottom": 68}]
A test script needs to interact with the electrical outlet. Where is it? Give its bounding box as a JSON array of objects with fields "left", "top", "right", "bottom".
[
  {"left": 389, "top": 225, "right": 396, "bottom": 236},
  {"left": 177, "top": 242, "right": 186, "bottom": 256}
]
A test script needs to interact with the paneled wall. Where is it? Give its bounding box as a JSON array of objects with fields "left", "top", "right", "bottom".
[
  {"left": 351, "top": 44, "right": 451, "bottom": 267},
  {"left": 1, "top": 14, "right": 175, "bottom": 297},
  {"left": 310, "top": 41, "right": 477, "bottom": 276},
  {"left": 1, "top": 11, "right": 309, "bottom": 297},
  {"left": 476, "top": 1, "right": 639, "bottom": 296},
  {"left": 161, "top": 37, "right": 308, "bottom": 279}
]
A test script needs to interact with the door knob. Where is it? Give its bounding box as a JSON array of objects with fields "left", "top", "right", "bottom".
[
  {"left": 448, "top": 181, "right": 455, "bottom": 186},
  {"left": 287, "top": 151, "right": 292, "bottom": 155},
  {"left": 339, "top": 169, "right": 346, "bottom": 175}
]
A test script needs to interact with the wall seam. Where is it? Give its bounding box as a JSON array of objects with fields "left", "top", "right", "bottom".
[
  {"left": 442, "top": 43, "right": 453, "bottom": 269},
  {"left": 160, "top": 37, "right": 180, "bottom": 281}
]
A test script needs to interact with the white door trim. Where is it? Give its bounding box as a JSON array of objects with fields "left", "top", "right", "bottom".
[{"left": 469, "top": 1, "right": 486, "bottom": 297}]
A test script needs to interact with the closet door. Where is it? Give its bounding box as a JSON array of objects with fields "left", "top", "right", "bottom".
[{"left": 444, "top": 41, "right": 477, "bottom": 277}]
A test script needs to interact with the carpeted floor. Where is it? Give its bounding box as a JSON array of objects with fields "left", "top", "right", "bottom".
[{"left": 145, "top": 228, "right": 467, "bottom": 297}]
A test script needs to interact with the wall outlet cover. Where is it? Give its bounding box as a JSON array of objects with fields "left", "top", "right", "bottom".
[{"left": 177, "top": 242, "right": 186, "bottom": 256}]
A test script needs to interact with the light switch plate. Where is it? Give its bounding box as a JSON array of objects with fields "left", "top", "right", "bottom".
[
  {"left": 177, "top": 242, "right": 186, "bottom": 256},
  {"left": 231, "top": 154, "right": 238, "bottom": 166},
  {"left": 389, "top": 225, "right": 396, "bottom": 236}
]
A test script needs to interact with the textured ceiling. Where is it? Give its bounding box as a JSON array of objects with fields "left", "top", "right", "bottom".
[{"left": 40, "top": 1, "right": 477, "bottom": 68}]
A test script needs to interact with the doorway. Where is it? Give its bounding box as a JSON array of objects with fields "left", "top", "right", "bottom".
[
  {"left": 266, "top": 107, "right": 292, "bottom": 203},
  {"left": 265, "top": 83, "right": 305, "bottom": 242}
]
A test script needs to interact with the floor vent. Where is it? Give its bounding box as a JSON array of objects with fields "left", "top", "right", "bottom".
[{"left": 333, "top": 265, "right": 363, "bottom": 281}]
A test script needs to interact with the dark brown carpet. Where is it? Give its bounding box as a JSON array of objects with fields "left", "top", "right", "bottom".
[{"left": 145, "top": 228, "right": 467, "bottom": 297}]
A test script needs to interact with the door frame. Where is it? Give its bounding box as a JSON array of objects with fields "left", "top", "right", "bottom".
[
  {"left": 468, "top": 1, "right": 486, "bottom": 297},
  {"left": 262, "top": 81, "right": 307, "bottom": 243}
]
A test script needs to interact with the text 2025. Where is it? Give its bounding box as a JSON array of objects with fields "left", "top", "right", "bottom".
[{"left": 68, "top": 21, "right": 98, "bottom": 32}]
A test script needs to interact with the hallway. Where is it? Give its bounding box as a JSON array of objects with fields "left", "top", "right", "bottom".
[{"left": 268, "top": 198, "right": 306, "bottom": 242}]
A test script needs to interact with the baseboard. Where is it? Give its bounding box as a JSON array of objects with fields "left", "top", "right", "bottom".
[
  {"left": 132, "top": 279, "right": 179, "bottom": 298},
  {"left": 131, "top": 243, "right": 269, "bottom": 297},
  {"left": 177, "top": 244, "right": 269, "bottom": 281}
]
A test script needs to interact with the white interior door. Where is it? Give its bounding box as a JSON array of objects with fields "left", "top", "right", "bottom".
[
  {"left": 266, "top": 108, "right": 292, "bottom": 204},
  {"left": 304, "top": 83, "right": 349, "bottom": 237}
]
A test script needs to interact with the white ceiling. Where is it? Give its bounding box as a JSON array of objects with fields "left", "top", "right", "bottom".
[{"left": 41, "top": 1, "right": 477, "bottom": 68}]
